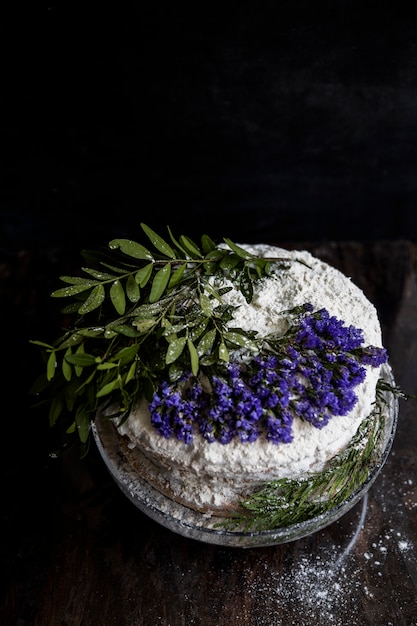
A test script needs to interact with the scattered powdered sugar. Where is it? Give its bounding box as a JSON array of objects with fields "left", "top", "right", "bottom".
[
  {"left": 398, "top": 539, "right": 411, "bottom": 553},
  {"left": 245, "top": 553, "right": 362, "bottom": 625}
]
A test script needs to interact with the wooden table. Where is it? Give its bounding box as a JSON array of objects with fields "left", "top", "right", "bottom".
[{"left": 2, "top": 241, "right": 417, "bottom": 625}]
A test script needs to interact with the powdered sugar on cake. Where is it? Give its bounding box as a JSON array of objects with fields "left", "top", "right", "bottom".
[{"left": 117, "top": 245, "right": 384, "bottom": 510}]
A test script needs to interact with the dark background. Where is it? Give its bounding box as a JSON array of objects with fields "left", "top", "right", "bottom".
[
  {"left": 1, "top": 3, "right": 417, "bottom": 621},
  {"left": 2, "top": 2, "right": 417, "bottom": 257}
]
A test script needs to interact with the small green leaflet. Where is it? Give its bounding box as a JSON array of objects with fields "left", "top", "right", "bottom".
[
  {"left": 52, "top": 282, "right": 97, "bottom": 298},
  {"left": 132, "top": 318, "right": 156, "bottom": 333},
  {"left": 188, "top": 338, "right": 199, "bottom": 375},
  {"left": 141, "top": 223, "right": 176, "bottom": 259},
  {"left": 149, "top": 263, "right": 171, "bottom": 303},
  {"left": 168, "top": 262, "right": 187, "bottom": 289},
  {"left": 199, "top": 293, "right": 212, "bottom": 316},
  {"left": 179, "top": 235, "right": 201, "bottom": 258},
  {"left": 126, "top": 274, "right": 140, "bottom": 302},
  {"left": 75, "top": 405, "right": 90, "bottom": 443},
  {"left": 65, "top": 352, "right": 97, "bottom": 367},
  {"left": 49, "top": 395, "right": 63, "bottom": 427},
  {"left": 110, "top": 279, "right": 126, "bottom": 315},
  {"left": 239, "top": 271, "right": 254, "bottom": 304},
  {"left": 135, "top": 263, "right": 153, "bottom": 288},
  {"left": 47, "top": 351, "right": 56, "bottom": 381},
  {"left": 108, "top": 238, "right": 153, "bottom": 261},
  {"left": 59, "top": 275, "right": 100, "bottom": 286},
  {"left": 197, "top": 328, "right": 216, "bottom": 356},
  {"left": 78, "top": 284, "right": 105, "bottom": 314},
  {"left": 219, "top": 341, "right": 229, "bottom": 362},
  {"left": 223, "top": 238, "right": 256, "bottom": 260},
  {"left": 82, "top": 268, "right": 116, "bottom": 280},
  {"left": 201, "top": 234, "right": 216, "bottom": 254},
  {"left": 62, "top": 347, "right": 72, "bottom": 381},
  {"left": 165, "top": 336, "right": 187, "bottom": 364},
  {"left": 225, "top": 331, "right": 258, "bottom": 352},
  {"left": 96, "top": 378, "right": 120, "bottom": 398},
  {"left": 220, "top": 253, "right": 240, "bottom": 271},
  {"left": 124, "top": 361, "right": 137, "bottom": 384}
]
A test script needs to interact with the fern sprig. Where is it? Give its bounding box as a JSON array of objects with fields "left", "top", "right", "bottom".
[{"left": 221, "top": 387, "right": 389, "bottom": 533}]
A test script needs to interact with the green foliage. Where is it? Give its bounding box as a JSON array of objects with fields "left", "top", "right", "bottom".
[{"left": 31, "top": 224, "right": 293, "bottom": 452}]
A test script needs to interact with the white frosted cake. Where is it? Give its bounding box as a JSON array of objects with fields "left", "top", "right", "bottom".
[{"left": 113, "top": 245, "right": 386, "bottom": 517}]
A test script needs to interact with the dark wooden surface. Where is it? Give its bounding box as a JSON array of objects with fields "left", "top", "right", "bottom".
[{"left": 1, "top": 241, "right": 417, "bottom": 626}]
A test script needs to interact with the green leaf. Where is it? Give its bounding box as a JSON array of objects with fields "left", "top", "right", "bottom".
[
  {"left": 187, "top": 338, "right": 199, "bottom": 376},
  {"left": 47, "top": 351, "right": 56, "bottom": 381},
  {"left": 108, "top": 238, "right": 153, "bottom": 260},
  {"left": 75, "top": 406, "right": 90, "bottom": 443},
  {"left": 167, "top": 262, "right": 187, "bottom": 289},
  {"left": 49, "top": 395, "right": 63, "bottom": 427},
  {"left": 112, "top": 343, "right": 139, "bottom": 364},
  {"left": 96, "top": 362, "right": 118, "bottom": 370},
  {"left": 74, "top": 343, "right": 87, "bottom": 377},
  {"left": 179, "top": 234, "right": 202, "bottom": 258},
  {"left": 111, "top": 324, "right": 141, "bottom": 337},
  {"left": 199, "top": 293, "right": 212, "bottom": 316},
  {"left": 225, "top": 331, "right": 258, "bottom": 352},
  {"left": 30, "top": 339, "right": 55, "bottom": 350},
  {"left": 81, "top": 268, "right": 116, "bottom": 280},
  {"left": 219, "top": 341, "right": 229, "bottom": 362},
  {"left": 124, "top": 361, "right": 137, "bottom": 384},
  {"left": 201, "top": 234, "right": 216, "bottom": 254},
  {"left": 131, "top": 318, "right": 156, "bottom": 333},
  {"left": 126, "top": 274, "right": 140, "bottom": 302},
  {"left": 197, "top": 328, "right": 216, "bottom": 355},
  {"left": 62, "top": 347, "right": 73, "bottom": 381},
  {"left": 110, "top": 279, "right": 126, "bottom": 315},
  {"left": 52, "top": 283, "right": 97, "bottom": 298},
  {"left": 220, "top": 253, "right": 240, "bottom": 271},
  {"left": 167, "top": 225, "right": 189, "bottom": 256},
  {"left": 165, "top": 336, "right": 187, "bottom": 364},
  {"left": 239, "top": 271, "right": 254, "bottom": 304},
  {"left": 78, "top": 284, "right": 105, "bottom": 315},
  {"left": 149, "top": 263, "right": 171, "bottom": 303},
  {"left": 203, "top": 249, "right": 224, "bottom": 274},
  {"left": 141, "top": 223, "right": 176, "bottom": 259},
  {"left": 223, "top": 238, "right": 255, "bottom": 260},
  {"left": 96, "top": 378, "right": 120, "bottom": 398},
  {"left": 188, "top": 317, "right": 209, "bottom": 342},
  {"left": 65, "top": 352, "right": 97, "bottom": 367},
  {"left": 59, "top": 275, "right": 100, "bottom": 286},
  {"left": 135, "top": 263, "right": 153, "bottom": 287},
  {"left": 168, "top": 362, "right": 184, "bottom": 381},
  {"left": 76, "top": 327, "right": 105, "bottom": 338},
  {"left": 75, "top": 369, "right": 96, "bottom": 392}
]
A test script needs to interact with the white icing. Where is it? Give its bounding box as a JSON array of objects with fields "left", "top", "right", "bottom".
[{"left": 116, "top": 246, "right": 384, "bottom": 510}]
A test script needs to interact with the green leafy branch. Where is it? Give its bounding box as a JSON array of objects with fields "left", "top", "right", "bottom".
[{"left": 31, "top": 224, "right": 294, "bottom": 453}]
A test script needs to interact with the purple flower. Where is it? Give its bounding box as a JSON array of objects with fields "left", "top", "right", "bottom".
[{"left": 148, "top": 306, "right": 388, "bottom": 445}]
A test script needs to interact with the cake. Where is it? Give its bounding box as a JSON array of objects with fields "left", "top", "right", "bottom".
[
  {"left": 34, "top": 227, "right": 393, "bottom": 537},
  {"left": 101, "top": 244, "right": 388, "bottom": 524}
]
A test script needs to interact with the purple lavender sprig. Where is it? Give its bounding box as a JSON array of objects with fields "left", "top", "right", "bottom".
[{"left": 149, "top": 306, "right": 388, "bottom": 445}]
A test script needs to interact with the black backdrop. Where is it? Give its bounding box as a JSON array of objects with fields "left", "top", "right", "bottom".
[
  {"left": 1, "top": 2, "right": 417, "bottom": 255},
  {"left": 1, "top": 6, "right": 417, "bottom": 620}
]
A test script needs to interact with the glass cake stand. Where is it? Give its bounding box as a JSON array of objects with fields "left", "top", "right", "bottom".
[{"left": 92, "top": 364, "right": 398, "bottom": 548}]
